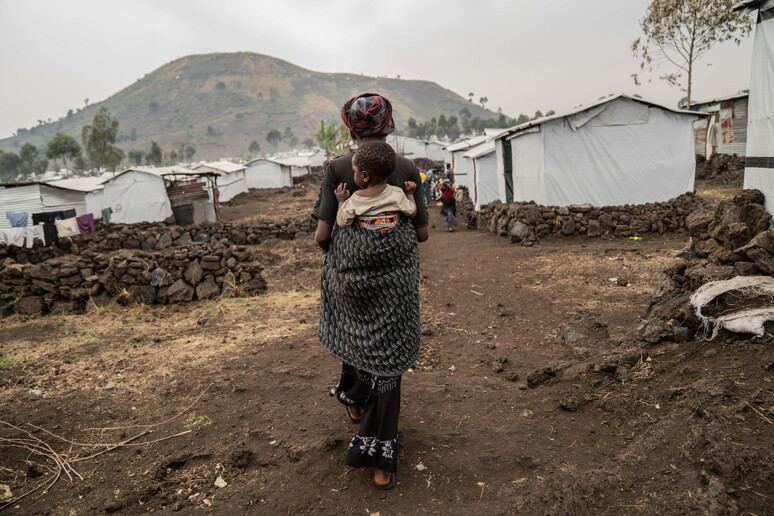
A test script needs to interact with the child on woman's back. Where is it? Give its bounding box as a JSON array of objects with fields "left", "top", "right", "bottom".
[{"left": 335, "top": 141, "right": 416, "bottom": 232}]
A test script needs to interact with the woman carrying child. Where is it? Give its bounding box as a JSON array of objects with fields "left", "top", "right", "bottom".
[{"left": 313, "top": 93, "right": 428, "bottom": 489}]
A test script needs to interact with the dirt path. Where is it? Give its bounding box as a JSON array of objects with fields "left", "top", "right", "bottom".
[{"left": 1, "top": 200, "right": 772, "bottom": 515}]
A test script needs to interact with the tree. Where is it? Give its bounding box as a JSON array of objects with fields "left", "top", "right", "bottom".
[
  {"left": 302, "top": 137, "right": 315, "bottom": 148},
  {"left": 266, "top": 128, "right": 282, "bottom": 149},
  {"left": 479, "top": 96, "right": 488, "bottom": 108},
  {"left": 468, "top": 92, "right": 474, "bottom": 103},
  {"left": 149, "top": 101, "right": 159, "bottom": 112},
  {"left": 632, "top": 0, "right": 753, "bottom": 107},
  {"left": 0, "top": 151, "right": 22, "bottom": 181},
  {"left": 215, "top": 81, "right": 226, "bottom": 90},
  {"left": 283, "top": 127, "right": 298, "bottom": 148},
  {"left": 184, "top": 144, "right": 196, "bottom": 161},
  {"left": 128, "top": 149, "right": 145, "bottom": 165},
  {"left": 46, "top": 132, "right": 82, "bottom": 171},
  {"left": 249, "top": 140, "right": 261, "bottom": 154},
  {"left": 311, "top": 118, "right": 348, "bottom": 161},
  {"left": 19, "top": 143, "right": 48, "bottom": 177},
  {"left": 81, "top": 106, "right": 122, "bottom": 170},
  {"left": 146, "top": 141, "right": 162, "bottom": 166}
]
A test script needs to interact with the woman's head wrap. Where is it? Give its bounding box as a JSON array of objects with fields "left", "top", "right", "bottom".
[{"left": 340, "top": 93, "right": 395, "bottom": 137}]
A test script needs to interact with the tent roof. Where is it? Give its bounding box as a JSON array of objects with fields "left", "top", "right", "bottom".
[
  {"left": 193, "top": 161, "right": 246, "bottom": 174},
  {"left": 274, "top": 156, "right": 313, "bottom": 167},
  {"left": 100, "top": 166, "right": 205, "bottom": 184},
  {"left": 462, "top": 140, "right": 496, "bottom": 159},
  {"left": 495, "top": 94, "right": 706, "bottom": 141},
  {"left": 445, "top": 134, "right": 490, "bottom": 152}
]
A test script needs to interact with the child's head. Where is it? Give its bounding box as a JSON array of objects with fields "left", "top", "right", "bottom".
[{"left": 352, "top": 141, "right": 396, "bottom": 187}]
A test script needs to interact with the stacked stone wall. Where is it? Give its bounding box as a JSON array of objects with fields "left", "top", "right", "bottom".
[
  {"left": 458, "top": 189, "right": 708, "bottom": 245},
  {"left": 0, "top": 217, "right": 315, "bottom": 265},
  {"left": 1, "top": 241, "right": 266, "bottom": 316}
]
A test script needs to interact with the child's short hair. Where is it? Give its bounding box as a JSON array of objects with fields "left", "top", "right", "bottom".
[{"left": 353, "top": 141, "right": 396, "bottom": 180}]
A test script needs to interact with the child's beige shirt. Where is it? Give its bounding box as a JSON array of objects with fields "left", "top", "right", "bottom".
[{"left": 336, "top": 185, "right": 416, "bottom": 228}]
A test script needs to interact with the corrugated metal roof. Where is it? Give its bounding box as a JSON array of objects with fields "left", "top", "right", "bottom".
[
  {"left": 45, "top": 177, "right": 104, "bottom": 192},
  {"left": 100, "top": 166, "right": 206, "bottom": 184},
  {"left": 495, "top": 94, "right": 707, "bottom": 141},
  {"left": 732, "top": 0, "right": 768, "bottom": 11},
  {"left": 688, "top": 92, "right": 749, "bottom": 108}
]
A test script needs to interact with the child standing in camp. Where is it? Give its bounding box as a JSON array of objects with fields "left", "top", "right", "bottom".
[{"left": 334, "top": 141, "right": 417, "bottom": 229}]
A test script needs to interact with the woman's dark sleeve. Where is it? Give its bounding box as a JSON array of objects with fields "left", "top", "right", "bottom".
[
  {"left": 410, "top": 167, "right": 428, "bottom": 228},
  {"left": 312, "top": 162, "right": 339, "bottom": 226}
]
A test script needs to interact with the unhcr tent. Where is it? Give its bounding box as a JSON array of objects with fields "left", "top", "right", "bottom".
[
  {"left": 462, "top": 140, "right": 499, "bottom": 210},
  {"left": 493, "top": 94, "right": 702, "bottom": 206},
  {"left": 387, "top": 135, "right": 448, "bottom": 161},
  {"left": 244, "top": 158, "right": 293, "bottom": 189},
  {"left": 735, "top": 0, "right": 774, "bottom": 219},
  {"left": 445, "top": 135, "right": 490, "bottom": 188},
  {"left": 275, "top": 156, "right": 313, "bottom": 178},
  {"left": 101, "top": 168, "right": 173, "bottom": 224},
  {"left": 193, "top": 161, "right": 248, "bottom": 202}
]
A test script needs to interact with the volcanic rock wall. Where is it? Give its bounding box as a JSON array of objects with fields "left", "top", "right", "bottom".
[
  {"left": 638, "top": 189, "right": 773, "bottom": 343},
  {"left": 0, "top": 217, "right": 314, "bottom": 265},
  {"left": 459, "top": 190, "right": 707, "bottom": 245},
  {"left": 1, "top": 241, "right": 267, "bottom": 316}
]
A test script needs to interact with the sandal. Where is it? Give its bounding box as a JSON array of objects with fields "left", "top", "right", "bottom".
[
  {"left": 345, "top": 405, "right": 362, "bottom": 424},
  {"left": 374, "top": 472, "right": 396, "bottom": 490}
]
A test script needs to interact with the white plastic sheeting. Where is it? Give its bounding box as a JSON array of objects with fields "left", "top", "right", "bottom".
[
  {"left": 691, "top": 276, "right": 774, "bottom": 339},
  {"left": 244, "top": 159, "right": 292, "bottom": 189},
  {"left": 742, "top": 1, "right": 774, "bottom": 220},
  {"left": 463, "top": 141, "right": 499, "bottom": 209},
  {"left": 102, "top": 170, "right": 172, "bottom": 224},
  {"left": 216, "top": 170, "right": 248, "bottom": 202},
  {"left": 504, "top": 97, "right": 697, "bottom": 206}
]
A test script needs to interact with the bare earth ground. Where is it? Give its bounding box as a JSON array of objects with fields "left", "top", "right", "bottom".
[{"left": 1, "top": 185, "right": 773, "bottom": 515}]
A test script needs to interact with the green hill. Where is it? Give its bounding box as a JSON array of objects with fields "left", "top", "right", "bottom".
[{"left": 0, "top": 52, "right": 499, "bottom": 160}]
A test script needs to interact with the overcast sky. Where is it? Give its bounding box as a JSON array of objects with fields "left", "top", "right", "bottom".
[{"left": 0, "top": 0, "right": 755, "bottom": 139}]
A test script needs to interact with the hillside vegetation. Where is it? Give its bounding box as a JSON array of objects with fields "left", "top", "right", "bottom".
[{"left": 0, "top": 52, "right": 498, "bottom": 160}]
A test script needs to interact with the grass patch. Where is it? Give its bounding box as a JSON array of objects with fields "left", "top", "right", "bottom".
[{"left": 186, "top": 414, "right": 211, "bottom": 426}]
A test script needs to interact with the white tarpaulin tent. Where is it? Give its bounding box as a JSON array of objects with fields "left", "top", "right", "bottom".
[
  {"left": 445, "top": 135, "right": 490, "bottom": 188},
  {"left": 462, "top": 140, "right": 500, "bottom": 210},
  {"left": 193, "top": 161, "right": 248, "bottom": 202},
  {"left": 494, "top": 95, "right": 701, "bottom": 206},
  {"left": 735, "top": 0, "right": 774, "bottom": 219},
  {"left": 275, "top": 156, "right": 313, "bottom": 178},
  {"left": 387, "top": 135, "right": 448, "bottom": 161},
  {"left": 244, "top": 158, "right": 293, "bottom": 189},
  {"left": 101, "top": 169, "right": 173, "bottom": 224}
]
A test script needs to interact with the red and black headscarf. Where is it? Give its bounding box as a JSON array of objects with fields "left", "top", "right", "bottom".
[{"left": 340, "top": 93, "right": 395, "bottom": 137}]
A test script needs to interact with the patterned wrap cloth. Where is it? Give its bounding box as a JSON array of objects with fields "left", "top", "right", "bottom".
[
  {"left": 340, "top": 93, "right": 395, "bottom": 137},
  {"left": 319, "top": 217, "right": 419, "bottom": 376}
]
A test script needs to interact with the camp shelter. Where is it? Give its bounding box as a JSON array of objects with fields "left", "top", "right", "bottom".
[
  {"left": 274, "top": 156, "right": 313, "bottom": 178},
  {"left": 445, "top": 135, "right": 490, "bottom": 188},
  {"left": 493, "top": 94, "right": 702, "bottom": 207},
  {"left": 244, "top": 158, "right": 293, "bottom": 189},
  {"left": 0, "top": 181, "right": 95, "bottom": 229},
  {"left": 100, "top": 168, "right": 174, "bottom": 224},
  {"left": 387, "top": 135, "right": 447, "bottom": 161},
  {"left": 160, "top": 168, "right": 219, "bottom": 225},
  {"left": 462, "top": 139, "right": 499, "bottom": 210},
  {"left": 46, "top": 176, "right": 105, "bottom": 219},
  {"left": 687, "top": 92, "right": 749, "bottom": 158},
  {"left": 192, "top": 161, "right": 248, "bottom": 202},
  {"left": 734, "top": 0, "right": 774, "bottom": 219}
]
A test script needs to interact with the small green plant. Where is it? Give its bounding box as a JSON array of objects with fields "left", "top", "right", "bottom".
[
  {"left": 0, "top": 358, "right": 23, "bottom": 370},
  {"left": 186, "top": 414, "right": 211, "bottom": 426},
  {"left": 1, "top": 293, "right": 23, "bottom": 312}
]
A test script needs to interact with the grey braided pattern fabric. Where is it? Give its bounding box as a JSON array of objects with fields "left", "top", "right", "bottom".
[{"left": 319, "top": 218, "right": 420, "bottom": 376}]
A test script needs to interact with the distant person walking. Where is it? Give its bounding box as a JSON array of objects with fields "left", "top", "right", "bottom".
[
  {"left": 440, "top": 180, "right": 457, "bottom": 232},
  {"left": 444, "top": 163, "right": 455, "bottom": 184},
  {"left": 313, "top": 93, "right": 429, "bottom": 489}
]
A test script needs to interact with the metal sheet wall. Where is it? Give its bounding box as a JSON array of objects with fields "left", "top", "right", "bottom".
[{"left": 0, "top": 184, "right": 43, "bottom": 229}]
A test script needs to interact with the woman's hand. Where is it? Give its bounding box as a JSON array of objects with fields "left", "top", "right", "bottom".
[
  {"left": 335, "top": 183, "right": 350, "bottom": 203},
  {"left": 404, "top": 181, "right": 417, "bottom": 194}
]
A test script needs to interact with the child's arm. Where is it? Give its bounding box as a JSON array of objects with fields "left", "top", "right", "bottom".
[{"left": 402, "top": 181, "right": 417, "bottom": 219}]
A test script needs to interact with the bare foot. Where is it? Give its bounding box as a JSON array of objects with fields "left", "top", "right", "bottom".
[{"left": 373, "top": 468, "right": 391, "bottom": 487}]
